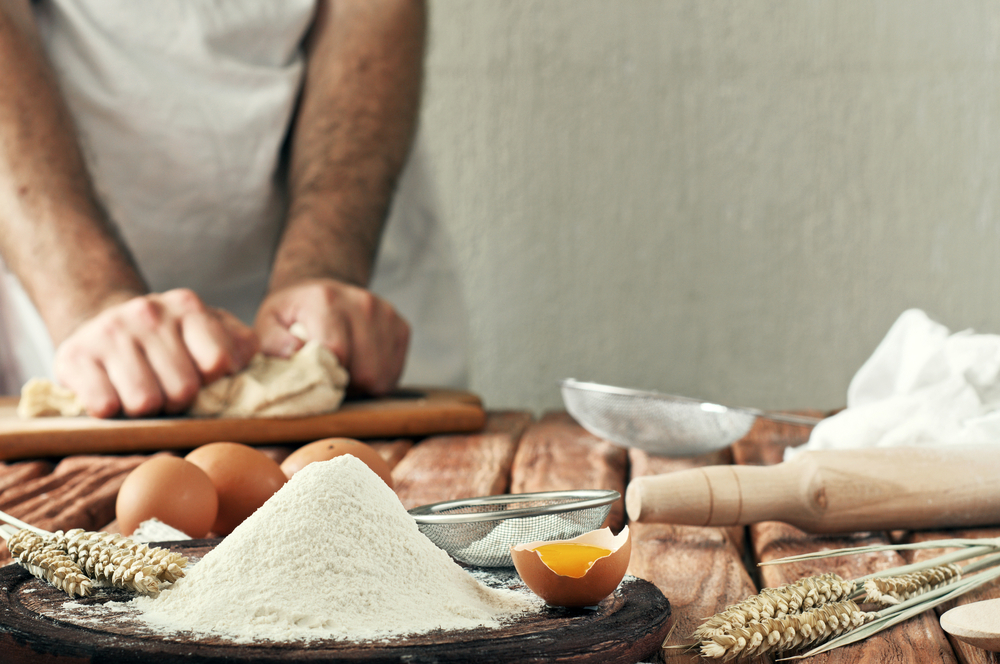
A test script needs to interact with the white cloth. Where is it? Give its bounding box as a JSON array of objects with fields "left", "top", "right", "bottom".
[
  {"left": 790, "top": 309, "right": 1000, "bottom": 458},
  {"left": 0, "top": 0, "right": 467, "bottom": 394}
]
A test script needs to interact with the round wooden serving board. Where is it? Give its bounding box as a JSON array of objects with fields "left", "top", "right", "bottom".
[{"left": 0, "top": 540, "right": 671, "bottom": 664}]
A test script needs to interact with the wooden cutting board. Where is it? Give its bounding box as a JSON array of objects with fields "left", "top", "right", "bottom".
[
  {"left": 0, "top": 388, "right": 486, "bottom": 460},
  {"left": 0, "top": 540, "right": 671, "bottom": 663}
]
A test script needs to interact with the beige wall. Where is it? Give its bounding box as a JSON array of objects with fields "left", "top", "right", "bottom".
[{"left": 420, "top": 1, "right": 1000, "bottom": 413}]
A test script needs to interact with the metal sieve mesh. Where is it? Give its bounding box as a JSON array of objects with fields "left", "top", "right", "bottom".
[
  {"left": 560, "top": 379, "right": 820, "bottom": 457},
  {"left": 409, "top": 489, "right": 618, "bottom": 568}
]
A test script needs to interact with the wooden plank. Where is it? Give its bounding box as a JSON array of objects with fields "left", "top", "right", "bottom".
[
  {"left": 392, "top": 411, "right": 531, "bottom": 510},
  {"left": 738, "top": 419, "right": 959, "bottom": 663},
  {"left": 627, "top": 447, "right": 763, "bottom": 664},
  {"left": 0, "top": 461, "right": 54, "bottom": 498},
  {"left": 257, "top": 438, "right": 415, "bottom": 469},
  {"left": 0, "top": 388, "right": 486, "bottom": 460},
  {"left": 729, "top": 414, "right": 825, "bottom": 465},
  {"left": 4, "top": 455, "right": 144, "bottom": 527},
  {"left": 509, "top": 412, "right": 628, "bottom": 532},
  {"left": 370, "top": 439, "right": 415, "bottom": 469},
  {"left": 0, "top": 455, "right": 147, "bottom": 565},
  {"left": 0, "top": 465, "right": 70, "bottom": 511}
]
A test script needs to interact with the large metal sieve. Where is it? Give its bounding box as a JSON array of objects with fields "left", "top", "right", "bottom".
[{"left": 560, "top": 378, "right": 821, "bottom": 457}]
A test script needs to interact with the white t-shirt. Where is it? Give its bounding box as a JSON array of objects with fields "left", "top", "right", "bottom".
[{"left": 0, "top": 0, "right": 467, "bottom": 394}]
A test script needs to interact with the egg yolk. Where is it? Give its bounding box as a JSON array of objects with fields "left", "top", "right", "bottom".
[{"left": 531, "top": 543, "right": 612, "bottom": 578}]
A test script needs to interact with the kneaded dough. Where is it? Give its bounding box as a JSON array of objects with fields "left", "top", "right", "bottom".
[
  {"left": 17, "top": 378, "right": 86, "bottom": 418},
  {"left": 18, "top": 341, "right": 349, "bottom": 419},
  {"left": 188, "top": 341, "right": 349, "bottom": 418}
]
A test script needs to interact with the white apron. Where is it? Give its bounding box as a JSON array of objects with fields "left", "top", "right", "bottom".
[{"left": 0, "top": 0, "right": 467, "bottom": 393}]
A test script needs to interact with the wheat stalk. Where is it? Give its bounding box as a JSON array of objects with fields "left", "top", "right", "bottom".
[
  {"left": 759, "top": 538, "right": 1000, "bottom": 577},
  {"left": 789, "top": 553, "right": 1000, "bottom": 660},
  {"left": 0, "top": 509, "right": 188, "bottom": 597},
  {"left": 699, "top": 600, "right": 874, "bottom": 659},
  {"left": 54, "top": 529, "right": 187, "bottom": 596},
  {"left": 685, "top": 547, "right": 1000, "bottom": 661},
  {"left": 693, "top": 573, "right": 855, "bottom": 639},
  {"left": 2, "top": 527, "right": 92, "bottom": 598},
  {"left": 120, "top": 537, "right": 187, "bottom": 582},
  {"left": 56, "top": 529, "right": 187, "bottom": 585},
  {"left": 685, "top": 542, "right": 1000, "bottom": 661},
  {"left": 863, "top": 563, "right": 961, "bottom": 605},
  {"left": 61, "top": 533, "right": 159, "bottom": 596}
]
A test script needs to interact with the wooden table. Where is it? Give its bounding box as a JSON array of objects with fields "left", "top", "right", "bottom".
[{"left": 0, "top": 409, "right": 997, "bottom": 663}]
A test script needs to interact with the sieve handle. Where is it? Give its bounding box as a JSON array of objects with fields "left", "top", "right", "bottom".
[
  {"left": 625, "top": 444, "right": 1000, "bottom": 533},
  {"left": 757, "top": 411, "right": 824, "bottom": 427}
]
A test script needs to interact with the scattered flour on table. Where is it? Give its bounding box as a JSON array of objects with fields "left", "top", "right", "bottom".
[
  {"left": 131, "top": 518, "right": 192, "bottom": 542},
  {"left": 129, "top": 455, "right": 540, "bottom": 643}
]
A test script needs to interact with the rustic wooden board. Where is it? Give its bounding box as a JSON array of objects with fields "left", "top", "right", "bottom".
[
  {"left": 737, "top": 419, "right": 960, "bottom": 663},
  {"left": 0, "top": 460, "right": 54, "bottom": 495},
  {"left": 368, "top": 439, "right": 415, "bottom": 470},
  {"left": 626, "top": 447, "right": 763, "bottom": 664},
  {"left": 392, "top": 411, "right": 531, "bottom": 510},
  {"left": 509, "top": 412, "right": 628, "bottom": 532},
  {"left": 0, "top": 388, "right": 486, "bottom": 460},
  {"left": 0, "top": 541, "right": 671, "bottom": 664},
  {"left": 2, "top": 455, "right": 146, "bottom": 534}
]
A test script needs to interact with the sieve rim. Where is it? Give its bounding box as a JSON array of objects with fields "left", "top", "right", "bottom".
[
  {"left": 559, "top": 378, "right": 751, "bottom": 415},
  {"left": 408, "top": 489, "right": 619, "bottom": 525}
]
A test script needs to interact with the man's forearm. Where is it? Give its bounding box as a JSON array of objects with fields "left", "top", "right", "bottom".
[
  {"left": 270, "top": 0, "right": 426, "bottom": 292},
  {"left": 0, "top": 0, "right": 145, "bottom": 344}
]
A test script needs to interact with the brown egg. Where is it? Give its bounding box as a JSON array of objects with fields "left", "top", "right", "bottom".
[
  {"left": 510, "top": 526, "right": 631, "bottom": 607},
  {"left": 280, "top": 438, "right": 393, "bottom": 488},
  {"left": 115, "top": 455, "right": 218, "bottom": 538},
  {"left": 185, "top": 442, "right": 287, "bottom": 535}
]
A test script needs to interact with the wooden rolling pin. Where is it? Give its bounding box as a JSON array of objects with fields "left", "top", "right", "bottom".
[{"left": 625, "top": 444, "right": 1000, "bottom": 533}]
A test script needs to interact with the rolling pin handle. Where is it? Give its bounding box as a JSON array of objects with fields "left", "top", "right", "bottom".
[
  {"left": 626, "top": 465, "right": 774, "bottom": 526},
  {"left": 626, "top": 464, "right": 796, "bottom": 527}
]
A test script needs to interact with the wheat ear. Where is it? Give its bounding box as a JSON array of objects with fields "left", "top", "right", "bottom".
[
  {"left": 122, "top": 538, "right": 187, "bottom": 583},
  {"left": 693, "top": 573, "right": 855, "bottom": 639},
  {"left": 3, "top": 528, "right": 93, "bottom": 598},
  {"left": 0, "top": 509, "right": 188, "bottom": 597},
  {"left": 699, "top": 599, "right": 874, "bottom": 659},
  {"left": 54, "top": 529, "right": 166, "bottom": 596},
  {"left": 57, "top": 530, "right": 187, "bottom": 583},
  {"left": 863, "top": 563, "right": 961, "bottom": 606}
]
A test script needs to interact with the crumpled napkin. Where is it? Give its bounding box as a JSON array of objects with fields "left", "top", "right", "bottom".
[{"left": 787, "top": 309, "right": 1000, "bottom": 458}]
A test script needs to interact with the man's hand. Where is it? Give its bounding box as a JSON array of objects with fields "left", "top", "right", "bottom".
[
  {"left": 53, "top": 289, "right": 258, "bottom": 418},
  {"left": 255, "top": 278, "right": 409, "bottom": 396}
]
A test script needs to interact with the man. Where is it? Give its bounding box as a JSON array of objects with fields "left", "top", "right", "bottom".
[{"left": 0, "top": 0, "right": 466, "bottom": 417}]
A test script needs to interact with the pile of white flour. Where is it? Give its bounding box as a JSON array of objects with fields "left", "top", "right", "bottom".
[{"left": 130, "top": 455, "right": 539, "bottom": 642}]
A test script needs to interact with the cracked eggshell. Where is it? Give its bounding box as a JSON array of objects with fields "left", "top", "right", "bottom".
[{"left": 510, "top": 526, "right": 631, "bottom": 608}]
